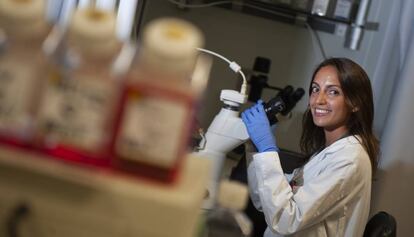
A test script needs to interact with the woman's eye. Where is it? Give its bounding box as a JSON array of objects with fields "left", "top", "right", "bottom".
[
  {"left": 311, "top": 86, "right": 319, "bottom": 93},
  {"left": 328, "top": 89, "right": 340, "bottom": 95}
]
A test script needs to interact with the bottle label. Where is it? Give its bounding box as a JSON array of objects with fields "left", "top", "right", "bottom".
[
  {"left": 334, "top": 0, "right": 352, "bottom": 19},
  {"left": 0, "top": 59, "right": 35, "bottom": 131},
  {"left": 312, "top": 0, "right": 330, "bottom": 16},
  {"left": 37, "top": 71, "right": 115, "bottom": 151},
  {"left": 292, "top": 0, "right": 310, "bottom": 10},
  {"left": 116, "top": 84, "right": 193, "bottom": 168}
]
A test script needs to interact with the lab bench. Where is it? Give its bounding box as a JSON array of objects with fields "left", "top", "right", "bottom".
[{"left": 0, "top": 145, "right": 210, "bottom": 237}]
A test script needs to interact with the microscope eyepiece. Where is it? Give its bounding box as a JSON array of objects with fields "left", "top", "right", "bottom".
[
  {"left": 262, "top": 86, "right": 305, "bottom": 125},
  {"left": 263, "top": 95, "right": 285, "bottom": 125}
]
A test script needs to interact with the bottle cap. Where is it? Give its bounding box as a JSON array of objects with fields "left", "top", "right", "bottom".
[
  {"left": 140, "top": 17, "right": 204, "bottom": 74},
  {"left": 0, "top": 0, "right": 47, "bottom": 37},
  {"left": 217, "top": 180, "right": 249, "bottom": 211},
  {"left": 68, "top": 8, "right": 119, "bottom": 55}
]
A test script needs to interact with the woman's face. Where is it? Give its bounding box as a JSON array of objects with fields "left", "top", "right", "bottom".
[{"left": 309, "top": 66, "right": 351, "bottom": 132}]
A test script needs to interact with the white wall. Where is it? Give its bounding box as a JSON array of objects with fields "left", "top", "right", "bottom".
[
  {"left": 368, "top": 1, "right": 414, "bottom": 236},
  {"left": 139, "top": 0, "right": 393, "bottom": 153}
]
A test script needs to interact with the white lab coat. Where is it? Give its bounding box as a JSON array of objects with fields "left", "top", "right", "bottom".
[{"left": 246, "top": 135, "right": 371, "bottom": 237}]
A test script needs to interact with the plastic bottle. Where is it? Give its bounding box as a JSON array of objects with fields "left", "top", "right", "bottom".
[
  {"left": 113, "top": 18, "right": 210, "bottom": 181},
  {"left": 35, "top": 7, "right": 122, "bottom": 165},
  {"left": 0, "top": 0, "right": 50, "bottom": 147},
  {"left": 205, "top": 180, "right": 253, "bottom": 237}
]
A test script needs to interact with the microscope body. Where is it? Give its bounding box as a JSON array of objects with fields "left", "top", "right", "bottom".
[
  {"left": 196, "top": 90, "right": 248, "bottom": 208},
  {"left": 198, "top": 108, "right": 249, "bottom": 155},
  {"left": 195, "top": 87, "right": 300, "bottom": 208}
]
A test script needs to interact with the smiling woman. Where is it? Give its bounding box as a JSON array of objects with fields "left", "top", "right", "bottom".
[
  {"left": 301, "top": 58, "right": 379, "bottom": 172},
  {"left": 309, "top": 65, "right": 351, "bottom": 145},
  {"left": 241, "top": 57, "right": 380, "bottom": 237}
]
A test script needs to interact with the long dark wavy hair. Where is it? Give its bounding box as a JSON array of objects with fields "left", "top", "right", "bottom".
[{"left": 300, "top": 58, "right": 379, "bottom": 173}]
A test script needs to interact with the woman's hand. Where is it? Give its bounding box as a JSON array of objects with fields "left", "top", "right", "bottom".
[{"left": 241, "top": 100, "right": 279, "bottom": 152}]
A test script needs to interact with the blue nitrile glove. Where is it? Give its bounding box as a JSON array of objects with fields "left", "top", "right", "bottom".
[{"left": 241, "top": 100, "right": 279, "bottom": 153}]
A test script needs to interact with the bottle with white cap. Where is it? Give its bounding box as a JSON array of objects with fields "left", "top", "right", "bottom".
[
  {"left": 114, "top": 17, "right": 211, "bottom": 181},
  {"left": 0, "top": 0, "right": 50, "bottom": 146},
  {"left": 35, "top": 6, "right": 122, "bottom": 164},
  {"left": 205, "top": 180, "right": 253, "bottom": 237}
]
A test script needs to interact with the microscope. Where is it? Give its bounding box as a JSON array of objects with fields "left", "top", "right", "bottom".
[
  {"left": 193, "top": 51, "right": 304, "bottom": 208},
  {"left": 195, "top": 86, "right": 304, "bottom": 208}
]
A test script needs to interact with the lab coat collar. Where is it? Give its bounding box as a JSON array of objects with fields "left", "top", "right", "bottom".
[{"left": 314, "top": 135, "right": 361, "bottom": 160}]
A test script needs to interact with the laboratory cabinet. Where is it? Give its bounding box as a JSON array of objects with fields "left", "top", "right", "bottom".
[{"left": 0, "top": 146, "right": 210, "bottom": 237}]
